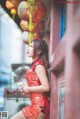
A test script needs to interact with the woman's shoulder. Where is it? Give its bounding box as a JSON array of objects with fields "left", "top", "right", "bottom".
[
  {"left": 31, "top": 59, "right": 44, "bottom": 71},
  {"left": 34, "top": 59, "right": 44, "bottom": 66},
  {"left": 35, "top": 59, "right": 44, "bottom": 65}
]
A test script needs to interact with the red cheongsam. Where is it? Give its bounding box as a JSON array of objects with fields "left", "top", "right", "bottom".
[{"left": 22, "top": 59, "right": 50, "bottom": 119}]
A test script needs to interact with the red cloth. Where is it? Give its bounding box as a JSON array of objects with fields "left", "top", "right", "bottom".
[{"left": 22, "top": 59, "right": 50, "bottom": 119}]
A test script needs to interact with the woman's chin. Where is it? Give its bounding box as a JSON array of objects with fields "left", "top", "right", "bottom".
[{"left": 26, "top": 54, "right": 32, "bottom": 57}]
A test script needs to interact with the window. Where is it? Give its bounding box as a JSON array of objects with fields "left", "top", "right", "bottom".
[
  {"left": 60, "top": 4, "right": 66, "bottom": 40},
  {"left": 58, "top": 72, "right": 65, "bottom": 119}
]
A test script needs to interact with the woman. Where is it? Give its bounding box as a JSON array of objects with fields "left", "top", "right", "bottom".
[{"left": 10, "top": 39, "right": 50, "bottom": 119}]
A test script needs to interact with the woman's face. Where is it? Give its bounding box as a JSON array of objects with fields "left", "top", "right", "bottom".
[{"left": 27, "top": 42, "right": 35, "bottom": 58}]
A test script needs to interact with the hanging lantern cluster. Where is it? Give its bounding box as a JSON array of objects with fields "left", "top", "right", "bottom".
[
  {"left": 6, "top": 0, "right": 21, "bottom": 19},
  {"left": 18, "top": 0, "right": 46, "bottom": 23},
  {"left": 18, "top": 0, "right": 46, "bottom": 45},
  {"left": 5, "top": 0, "right": 46, "bottom": 45}
]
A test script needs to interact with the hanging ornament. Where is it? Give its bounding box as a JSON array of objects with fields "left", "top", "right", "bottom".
[
  {"left": 33, "top": 22, "right": 44, "bottom": 33},
  {"left": 17, "top": 0, "right": 46, "bottom": 45},
  {"left": 18, "top": 1, "right": 29, "bottom": 21},
  {"left": 28, "top": 13, "right": 33, "bottom": 45},
  {"left": 26, "top": 0, "right": 36, "bottom": 9},
  {"left": 18, "top": 0, "right": 46, "bottom": 23},
  {"left": 20, "top": 20, "right": 29, "bottom": 31},
  {"left": 28, "top": 32, "right": 34, "bottom": 45},
  {"left": 28, "top": 14, "right": 35, "bottom": 32},
  {"left": 33, "top": 32, "right": 40, "bottom": 39},
  {"left": 6, "top": 0, "right": 21, "bottom": 10},
  {"left": 20, "top": 20, "right": 44, "bottom": 33},
  {"left": 6, "top": 1, "right": 14, "bottom": 10},
  {"left": 11, "top": 8, "right": 17, "bottom": 19},
  {"left": 32, "top": 0, "right": 46, "bottom": 23},
  {"left": 6, "top": 0, "right": 21, "bottom": 19}
]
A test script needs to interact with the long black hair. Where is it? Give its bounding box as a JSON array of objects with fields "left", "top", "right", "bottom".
[{"left": 32, "top": 39, "right": 50, "bottom": 69}]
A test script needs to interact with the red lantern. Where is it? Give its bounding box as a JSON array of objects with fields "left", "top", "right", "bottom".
[
  {"left": 18, "top": 1, "right": 29, "bottom": 21},
  {"left": 32, "top": 0, "right": 46, "bottom": 23}
]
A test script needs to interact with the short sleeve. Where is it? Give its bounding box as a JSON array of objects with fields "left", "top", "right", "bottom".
[{"left": 31, "top": 59, "right": 44, "bottom": 71}]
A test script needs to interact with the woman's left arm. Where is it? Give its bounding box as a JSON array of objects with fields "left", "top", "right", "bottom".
[{"left": 23, "top": 65, "right": 50, "bottom": 93}]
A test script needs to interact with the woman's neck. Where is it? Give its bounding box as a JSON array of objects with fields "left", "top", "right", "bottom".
[{"left": 32, "top": 57, "right": 39, "bottom": 62}]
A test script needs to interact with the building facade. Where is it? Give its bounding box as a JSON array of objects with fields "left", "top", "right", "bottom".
[{"left": 49, "top": 0, "right": 80, "bottom": 119}]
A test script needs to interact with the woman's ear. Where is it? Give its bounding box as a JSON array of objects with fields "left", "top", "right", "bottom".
[{"left": 37, "top": 50, "right": 41, "bottom": 55}]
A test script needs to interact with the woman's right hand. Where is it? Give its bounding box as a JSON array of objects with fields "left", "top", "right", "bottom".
[{"left": 20, "top": 82, "right": 29, "bottom": 93}]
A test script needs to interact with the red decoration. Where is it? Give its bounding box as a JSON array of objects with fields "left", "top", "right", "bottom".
[
  {"left": 20, "top": 20, "right": 44, "bottom": 33},
  {"left": 6, "top": 0, "right": 21, "bottom": 10},
  {"left": 5, "top": 0, "right": 46, "bottom": 44},
  {"left": 18, "top": 0, "right": 46, "bottom": 23},
  {"left": 33, "top": 32, "right": 40, "bottom": 39},
  {"left": 33, "top": 22, "right": 44, "bottom": 33},
  {"left": 6, "top": 1, "right": 14, "bottom": 10},
  {"left": 32, "top": 0, "right": 46, "bottom": 23}
]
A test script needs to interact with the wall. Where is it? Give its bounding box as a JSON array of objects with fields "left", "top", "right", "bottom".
[{"left": 50, "top": 1, "right": 80, "bottom": 119}]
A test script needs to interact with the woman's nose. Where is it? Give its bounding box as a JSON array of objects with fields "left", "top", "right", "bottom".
[{"left": 27, "top": 47, "right": 30, "bottom": 52}]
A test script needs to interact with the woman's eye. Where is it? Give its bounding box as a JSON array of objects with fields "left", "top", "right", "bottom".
[{"left": 30, "top": 45, "right": 33, "bottom": 47}]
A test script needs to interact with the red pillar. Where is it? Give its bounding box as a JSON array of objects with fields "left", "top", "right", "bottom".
[
  {"left": 65, "top": 2, "right": 80, "bottom": 119},
  {"left": 49, "top": 0, "right": 60, "bottom": 56},
  {"left": 50, "top": 73, "right": 58, "bottom": 119},
  {"left": 50, "top": 0, "right": 60, "bottom": 119}
]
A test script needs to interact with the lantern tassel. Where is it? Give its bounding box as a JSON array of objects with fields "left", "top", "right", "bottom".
[{"left": 12, "top": 14, "right": 15, "bottom": 20}]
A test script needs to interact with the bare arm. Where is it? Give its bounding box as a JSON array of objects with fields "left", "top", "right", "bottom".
[{"left": 22, "top": 65, "right": 50, "bottom": 93}]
